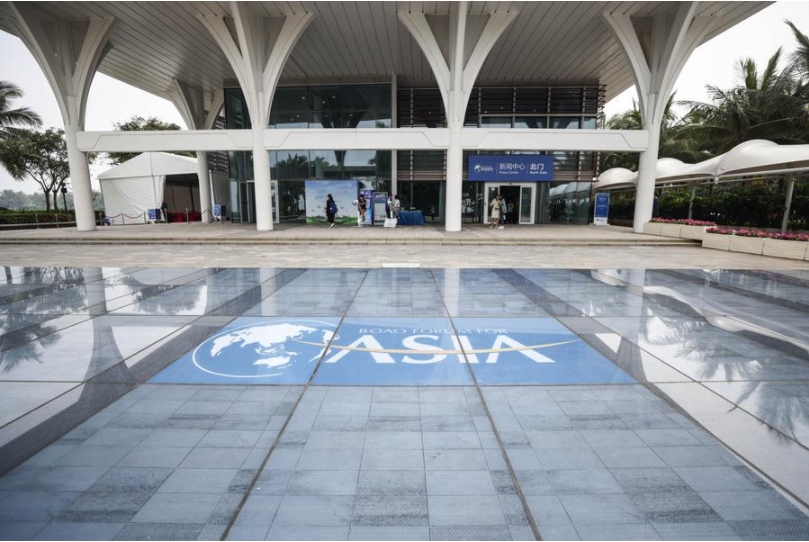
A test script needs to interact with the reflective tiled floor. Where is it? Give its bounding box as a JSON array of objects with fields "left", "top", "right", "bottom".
[{"left": 2, "top": 266, "right": 809, "bottom": 540}]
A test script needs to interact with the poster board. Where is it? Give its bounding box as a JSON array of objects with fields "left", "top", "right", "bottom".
[{"left": 304, "top": 180, "right": 358, "bottom": 225}]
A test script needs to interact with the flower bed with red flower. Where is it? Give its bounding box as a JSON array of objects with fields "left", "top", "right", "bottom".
[
  {"left": 650, "top": 218, "right": 717, "bottom": 226},
  {"left": 706, "top": 227, "right": 809, "bottom": 242}
]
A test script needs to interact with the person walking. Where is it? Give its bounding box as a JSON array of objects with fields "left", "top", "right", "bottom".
[
  {"left": 325, "top": 193, "right": 337, "bottom": 228},
  {"left": 499, "top": 196, "right": 507, "bottom": 229},
  {"left": 489, "top": 195, "right": 501, "bottom": 228}
]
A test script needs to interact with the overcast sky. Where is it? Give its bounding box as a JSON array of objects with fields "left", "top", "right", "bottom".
[{"left": 2, "top": 1, "right": 809, "bottom": 194}]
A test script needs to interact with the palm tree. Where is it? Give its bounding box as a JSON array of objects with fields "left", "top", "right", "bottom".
[
  {"left": 602, "top": 93, "right": 705, "bottom": 171},
  {"left": 0, "top": 81, "right": 42, "bottom": 138},
  {"left": 786, "top": 20, "right": 809, "bottom": 134},
  {"left": 681, "top": 49, "right": 807, "bottom": 154}
]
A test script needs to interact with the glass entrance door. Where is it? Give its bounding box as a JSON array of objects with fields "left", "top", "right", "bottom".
[{"left": 484, "top": 183, "right": 535, "bottom": 224}]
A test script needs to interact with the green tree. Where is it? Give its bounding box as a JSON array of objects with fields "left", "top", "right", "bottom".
[
  {"left": 682, "top": 48, "right": 807, "bottom": 153},
  {"left": 0, "top": 81, "right": 41, "bottom": 138},
  {"left": 601, "top": 93, "right": 704, "bottom": 171},
  {"left": 106, "top": 116, "right": 193, "bottom": 165},
  {"left": 0, "top": 128, "right": 70, "bottom": 211}
]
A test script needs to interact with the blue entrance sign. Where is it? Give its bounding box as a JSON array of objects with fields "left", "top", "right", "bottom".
[
  {"left": 150, "top": 317, "right": 340, "bottom": 384},
  {"left": 312, "top": 318, "right": 473, "bottom": 385},
  {"left": 454, "top": 318, "right": 634, "bottom": 385},
  {"left": 594, "top": 192, "right": 610, "bottom": 226},
  {"left": 468, "top": 155, "right": 554, "bottom": 181}
]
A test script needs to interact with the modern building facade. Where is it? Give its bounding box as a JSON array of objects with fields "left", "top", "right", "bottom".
[{"left": 0, "top": 1, "right": 770, "bottom": 232}]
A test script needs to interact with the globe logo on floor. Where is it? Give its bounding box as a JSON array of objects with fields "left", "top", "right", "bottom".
[{"left": 192, "top": 319, "right": 336, "bottom": 378}]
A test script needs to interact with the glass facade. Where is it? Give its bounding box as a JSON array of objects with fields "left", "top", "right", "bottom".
[
  {"left": 224, "top": 82, "right": 604, "bottom": 225},
  {"left": 225, "top": 85, "right": 391, "bottom": 222}
]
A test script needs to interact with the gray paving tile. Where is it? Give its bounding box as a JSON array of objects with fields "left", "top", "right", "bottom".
[
  {"left": 304, "top": 432, "right": 365, "bottom": 451},
  {"left": 158, "top": 468, "right": 238, "bottom": 494},
  {"left": 429, "top": 524, "right": 513, "bottom": 540},
  {"left": 54, "top": 446, "right": 133, "bottom": 467},
  {"left": 699, "top": 490, "right": 805, "bottom": 521},
  {"left": 428, "top": 495, "right": 507, "bottom": 526},
  {"left": 651, "top": 521, "right": 742, "bottom": 540},
  {"left": 579, "top": 429, "right": 646, "bottom": 449},
  {"left": 131, "top": 493, "right": 222, "bottom": 523},
  {"left": 0, "top": 490, "right": 80, "bottom": 522},
  {"left": 349, "top": 526, "right": 429, "bottom": 540},
  {"left": 674, "top": 467, "right": 761, "bottom": 493},
  {"left": 363, "top": 432, "right": 422, "bottom": 450},
  {"left": 226, "top": 494, "right": 282, "bottom": 539},
  {"left": 356, "top": 471, "right": 426, "bottom": 496},
  {"left": 87, "top": 466, "right": 173, "bottom": 493},
  {"left": 207, "top": 493, "right": 243, "bottom": 524},
  {"left": 117, "top": 445, "right": 193, "bottom": 468},
  {"left": 312, "top": 416, "right": 368, "bottom": 432},
  {"left": 610, "top": 467, "right": 692, "bottom": 494},
  {"left": 114, "top": 522, "right": 205, "bottom": 541},
  {"left": 272, "top": 496, "right": 354, "bottom": 527},
  {"left": 0, "top": 466, "right": 110, "bottom": 492},
  {"left": 255, "top": 470, "right": 292, "bottom": 495},
  {"left": 727, "top": 519, "right": 809, "bottom": 540},
  {"left": 180, "top": 448, "right": 252, "bottom": 469},
  {"left": 524, "top": 495, "right": 579, "bottom": 540},
  {"left": 32, "top": 521, "right": 125, "bottom": 541},
  {"left": 536, "top": 447, "right": 604, "bottom": 470},
  {"left": 287, "top": 470, "right": 359, "bottom": 496},
  {"left": 629, "top": 491, "right": 722, "bottom": 523},
  {"left": 266, "top": 525, "right": 350, "bottom": 540},
  {"left": 560, "top": 494, "right": 646, "bottom": 525},
  {"left": 80, "top": 428, "right": 153, "bottom": 447},
  {"left": 367, "top": 416, "right": 421, "bottom": 432},
  {"left": 575, "top": 522, "right": 661, "bottom": 540},
  {"left": 370, "top": 403, "right": 420, "bottom": 417},
  {"left": 196, "top": 523, "right": 228, "bottom": 540},
  {"left": 198, "top": 430, "right": 263, "bottom": 448},
  {"left": 654, "top": 446, "right": 728, "bottom": 467},
  {"left": 546, "top": 469, "right": 623, "bottom": 495},
  {"left": 420, "top": 416, "right": 476, "bottom": 432},
  {"left": 525, "top": 430, "right": 588, "bottom": 449},
  {"left": 425, "top": 449, "right": 487, "bottom": 471},
  {"left": 594, "top": 446, "right": 667, "bottom": 468},
  {"left": 361, "top": 449, "right": 424, "bottom": 471},
  {"left": 499, "top": 494, "right": 531, "bottom": 526},
  {"left": 426, "top": 470, "right": 497, "bottom": 496},
  {"left": 422, "top": 431, "right": 481, "bottom": 449},
  {"left": 351, "top": 495, "right": 428, "bottom": 526},
  {"left": 58, "top": 491, "right": 153, "bottom": 523},
  {"left": 634, "top": 429, "right": 702, "bottom": 447}
]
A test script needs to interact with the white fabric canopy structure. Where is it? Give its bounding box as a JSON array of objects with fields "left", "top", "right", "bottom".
[
  {"left": 596, "top": 140, "right": 809, "bottom": 230},
  {"left": 98, "top": 152, "right": 198, "bottom": 224},
  {"left": 597, "top": 140, "right": 809, "bottom": 187}
]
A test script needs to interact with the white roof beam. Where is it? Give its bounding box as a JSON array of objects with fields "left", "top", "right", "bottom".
[{"left": 76, "top": 128, "right": 648, "bottom": 153}]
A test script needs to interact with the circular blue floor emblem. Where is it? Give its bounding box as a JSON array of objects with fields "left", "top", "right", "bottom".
[{"left": 193, "top": 319, "right": 337, "bottom": 378}]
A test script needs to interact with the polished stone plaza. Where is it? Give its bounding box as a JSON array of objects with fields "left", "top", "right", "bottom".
[{"left": 1, "top": 257, "right": 809, "bottom": 540}]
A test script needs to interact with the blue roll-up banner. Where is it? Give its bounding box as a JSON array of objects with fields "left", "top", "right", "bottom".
[
  {"left": 594, "top": 192, "right": 610, "bottom": 226},
  {"left": 359, "top": 189, "right": 374, "bottom": 226},
  {"left": 468, "top": 155, "right": 554, "bottom": 181}
]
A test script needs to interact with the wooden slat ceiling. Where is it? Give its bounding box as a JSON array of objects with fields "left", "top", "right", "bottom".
[{"left": 0, "top": 1, "right": 769, "bottom": 104}]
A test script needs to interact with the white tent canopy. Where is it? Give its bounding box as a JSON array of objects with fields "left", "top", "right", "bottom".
[
  {"left": 596, "top": 140, "right": 809, "bottom": 230},
  {"left": 597, "top": 140, "right": 809, "bottom": 187},
  {"left": 98, "top": 152, "right": 199, "bottom": 224}
]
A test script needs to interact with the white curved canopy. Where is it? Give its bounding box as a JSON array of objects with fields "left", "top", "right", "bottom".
[{"left": 597, "top": 140, "right": 809, "bottom": 190}]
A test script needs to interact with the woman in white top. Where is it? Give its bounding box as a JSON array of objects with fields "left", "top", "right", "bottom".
[{"left": 489, "top": 195, "right": 501, "bottom": 228}]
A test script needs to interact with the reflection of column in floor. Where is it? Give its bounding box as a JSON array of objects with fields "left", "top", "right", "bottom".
[{"left": 442, "top": 268, "right": 460, "bottom": 317}]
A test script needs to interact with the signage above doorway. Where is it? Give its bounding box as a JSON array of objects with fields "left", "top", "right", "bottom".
[{"left": 468, "top": 155, "right": 554, "bottom": 182}]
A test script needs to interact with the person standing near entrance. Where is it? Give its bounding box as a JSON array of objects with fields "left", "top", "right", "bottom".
[
  {"left": 499, "top": 197, "right": 507, "bottom": 229},
  {"left": 393, "top": 194, "right": 401, "bottom": 218},
  {"left": 357, "top": 194, "right": 367, "bottom": 226},
  {"left": 489, "top": 195, "right": 501, "bottom": 228},
  {"left": 325, "top": 193, "right": 337, "bottom": 228}
]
